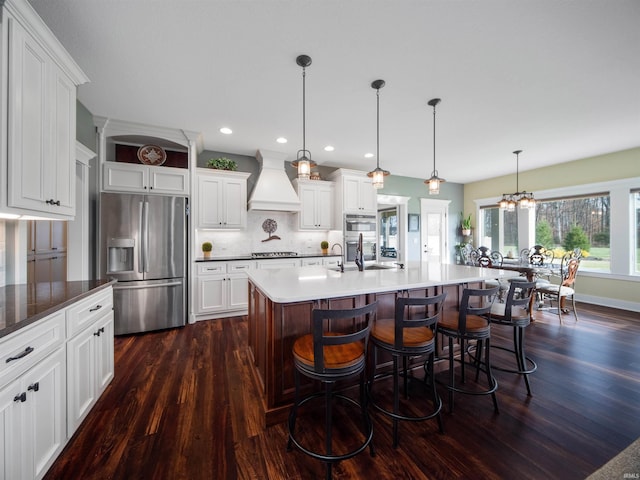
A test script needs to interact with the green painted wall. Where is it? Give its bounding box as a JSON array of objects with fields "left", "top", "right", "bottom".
[
  {"left": 463, "top": 147, "right": 640, "bottom": 307},
  {"left": 76, "top": 100, "right": 96, "bottom": 151},
  {"left": 379, "top": 175, "right": 464, "bottom": 262}
]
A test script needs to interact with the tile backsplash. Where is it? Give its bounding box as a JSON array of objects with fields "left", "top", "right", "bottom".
[{"left": 195, "top": 211, "right": 342, "bottom": 257}]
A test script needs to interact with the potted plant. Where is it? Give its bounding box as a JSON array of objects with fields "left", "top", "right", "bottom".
[
  {"left": 320, "top": 240, "right": 329, "bottom": 255},
  {"left": 207, "top": 157, "right": 237, "bottom": 171},
  {"left": 461, "top": 213, "right": 472, "bottom": 236},
  {"left": 202, "top": 241, "right": 213, "bottom": 258}
]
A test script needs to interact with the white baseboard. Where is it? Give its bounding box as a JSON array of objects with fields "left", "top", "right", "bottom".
[{"left": 576, "top": 294, "right": 640, "bottom": 313}]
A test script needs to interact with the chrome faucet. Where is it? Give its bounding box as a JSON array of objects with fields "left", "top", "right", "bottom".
[
  {"left": 331, "top": 243, "right": 344, "bottom": 273},
  {"left": 354, "top": 233, "right": 364, "bottom": 271}
]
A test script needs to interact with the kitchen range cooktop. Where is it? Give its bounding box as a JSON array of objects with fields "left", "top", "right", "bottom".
[{"left": 251, "top": 251, "right": 298, "bottom": 258}]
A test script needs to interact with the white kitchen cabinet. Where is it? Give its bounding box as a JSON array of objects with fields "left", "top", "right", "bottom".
[
  {"left": 323, "top": 257, "right": 341, "bottom": 268},
  {"left": 0, "top": 311, "right": 67, "bottom": 480},
  {"left": 328, "top": 169, "right": 378, "bottom": 216},
  {"left": 2, "top": 0, "right": 88, "bottom": 219},
  {"left": 292, "top": 179, "right": 334, "bottom": 230},
  {"left": 301, "top": 257, "right": 323, "bottom": 266},
  {"left": 196, "top": 169, "right": 250, "bottom": 229},
  {"left": 66, "top": 287, "right": 114, "bottom": 436},
  {"left": 195, "top": 261, "right": 252, "bottom": 318},
  {"left": 102, "top": 162, "right": 189, "bottom": 195}
]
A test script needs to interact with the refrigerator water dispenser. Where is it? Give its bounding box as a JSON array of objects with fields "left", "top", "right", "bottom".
[{"left": 108, "top": 238, "right": 135, "bottom": 273}]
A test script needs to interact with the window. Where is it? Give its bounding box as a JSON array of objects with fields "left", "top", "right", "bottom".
[
  {"left": 535, "top": 194, "right": 610, "bottom": 272},
  {"left": 479, "top": 206, "right": 518, "bottom": 258}
]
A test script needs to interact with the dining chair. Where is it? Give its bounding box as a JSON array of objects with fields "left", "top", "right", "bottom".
[
  {"left": 537, "top": 257, "right": 580, "bottom": 324},
  {"left": 438, "top": 285, "right": 500, "bottom": 413},
  {"left": 368, "top": 293, "right": 447, "bottom": 448},
  {"left": 471, "top": 248, "right": 507, "bottom": 301},
  {"left": 287, "top": 302, "right": 377, "bottom": 479}
]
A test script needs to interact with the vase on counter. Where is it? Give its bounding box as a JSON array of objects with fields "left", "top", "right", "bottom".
[
  {"left": 322, "top": 248, "right": 328, "bottom": 255},
  {"left": 203, "top": 251, "right": 211, "bottom": 259}
]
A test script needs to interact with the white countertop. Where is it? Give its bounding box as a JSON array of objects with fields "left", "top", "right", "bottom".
[{"left": 247, "top": 262, "right": 520, "bottom": 303}]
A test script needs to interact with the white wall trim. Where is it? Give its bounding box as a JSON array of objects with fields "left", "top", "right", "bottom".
[{"left": 577, "top": 294, "right": 640, "bottom": 313}]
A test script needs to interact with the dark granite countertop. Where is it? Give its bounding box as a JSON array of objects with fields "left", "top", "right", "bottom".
[
  {"left": 0, "top": 279, "right": 115, "bottom": 339},
  {"left": 194, "top": 253, "right": 342, "bottom": 262}
]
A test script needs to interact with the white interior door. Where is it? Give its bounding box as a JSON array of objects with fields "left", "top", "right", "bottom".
[{"left": 420, "top": 199, "right": 450, "bottom": 263}]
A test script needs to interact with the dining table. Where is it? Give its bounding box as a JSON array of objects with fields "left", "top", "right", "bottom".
[{"left": 490, "top": 261, "right": 557, "bottom": 321}]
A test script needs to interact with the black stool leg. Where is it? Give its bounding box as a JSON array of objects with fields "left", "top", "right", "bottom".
[
  {"left": 517, "top": 327, "right": 532, "bottom": 396},
  {"left": 325, "top": 381, "right": 333, "bottom": 480},
  {"left": 427, "top": 353, "right": 444, "bottom": 434},
  {"left": 287, "top": 368, "right": 300, "bottom": 451},
  {"left": 392, "top": 355, "right": 400, "bottom": 448},
  {"left": 448, "top": 336, "right": 455, "bottom": 413},
  {"left": 484, "top": 338, "right": 499, "bottom": 413}
]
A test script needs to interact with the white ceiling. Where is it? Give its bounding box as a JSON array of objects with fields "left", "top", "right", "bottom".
[{"left": 28, "top": 0, "right": 640, "bottom": 184}]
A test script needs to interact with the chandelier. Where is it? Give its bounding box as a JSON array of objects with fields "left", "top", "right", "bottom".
[
  {"left": 498, "top": 150, "right": 536, "bottom": 210},
  {"left": 424, "top": 98, "right": 445, "bottom": 194},
  {"left": 367, "top": 79, "right": 389, "bottom": 189},
  {"left": 290, "top": 54, "right": 316, "bottom": 180}
]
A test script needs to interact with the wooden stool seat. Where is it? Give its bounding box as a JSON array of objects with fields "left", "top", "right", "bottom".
[
  {"left": 293, "top": 333, "right": 365, "bottom": 371},
  {"left": 371, "top": 318, "right": 434, "bottom": 348}
]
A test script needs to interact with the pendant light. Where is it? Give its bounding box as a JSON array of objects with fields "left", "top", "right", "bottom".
[
  {"left": 367, "top": 79, "right": 389, "bottom": 189},
  {"left": 290, "top": 54, "right": 316, "bottom": 179},
  {"left": 498, "top": 150, "right": 536, "bottom": 211},
  {"left": 425, "top": 98, "right": 446, "bottom": 194}
]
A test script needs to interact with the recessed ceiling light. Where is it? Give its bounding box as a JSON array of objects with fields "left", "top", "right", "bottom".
[
  {"left": 277, "top": 137, "right": 288, "bottom": 144},
  {"left": 324, "top": 145, "right": 334, "bottom": 152},
  {"left": 219, "top": 127, "right": 232, "bottom": 135},
  {"left": 364, "top": 153, "right": 374, "bottom": 158}
]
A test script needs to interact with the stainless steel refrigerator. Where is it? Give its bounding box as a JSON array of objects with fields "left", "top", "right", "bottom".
[{"left": 99, "top": 192, "right": 187, "bottom": 335}]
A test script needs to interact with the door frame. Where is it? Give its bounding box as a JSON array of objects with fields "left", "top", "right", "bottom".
[
  {"left": 377, "top": 194, "right": 409, "bottom": 264},
  {"left": 420, "top": 198, "right": 451, "bottom": 264}
]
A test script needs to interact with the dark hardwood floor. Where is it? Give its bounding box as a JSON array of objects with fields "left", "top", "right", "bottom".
[{"left": 44, "top": 303, "right": 640, "bottom": 479}]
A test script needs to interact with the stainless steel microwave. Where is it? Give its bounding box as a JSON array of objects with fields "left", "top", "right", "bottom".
[{"left": 344, "top": 214, "right": 376, "bottom": 234}]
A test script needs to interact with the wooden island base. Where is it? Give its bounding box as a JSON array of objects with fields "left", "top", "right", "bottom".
[{"left": 247, "top": 280, "right": 479, "bottom": 426}]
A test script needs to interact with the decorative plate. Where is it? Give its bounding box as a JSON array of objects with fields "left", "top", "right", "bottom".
[
  {"left": 137, "top": 145, "right": 167, "bottom": 166},
  {"left": 262, "top": 219, "right": 278, "bottom": 234}
]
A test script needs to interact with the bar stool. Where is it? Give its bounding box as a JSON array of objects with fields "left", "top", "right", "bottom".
[
  {"left": 287, "top": 302, "right": 377, "bottom": 480},
  {"left": 482, "top": 280, "right": 537, "bottom": 396},
  {"left": 438, "top": 285, "right": 500, "bottom": 413},
  {"left": 368, "top": 293, "right": 447, "bottom": 448}
]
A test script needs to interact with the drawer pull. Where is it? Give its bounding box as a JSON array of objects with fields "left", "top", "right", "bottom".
[
  {"left": 28, "top": 382, "right": 39, "bottom": 392},
  {"left": 89, "top": 304, "right": 103, "bottom": 312},
  {"left": 93, "top": 327, "right": 105, "bottom": 337},
  {"left": 14, "top": 392, "right": 27, "bottom": 403},
  {"left": 6, "top": 346, "right": 34, "bottom": 363}
]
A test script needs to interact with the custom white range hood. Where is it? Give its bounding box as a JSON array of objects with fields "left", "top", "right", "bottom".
[{"left": 248, "top": 150, "right": 301, "bottom": 212}]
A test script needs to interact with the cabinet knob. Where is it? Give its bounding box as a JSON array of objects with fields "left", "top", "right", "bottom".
[
  {"left": 14, "top": 392, "right": 27, "bottom": 403},
  {"left": 28, "top": 382, "right": 39, "bottom": 392}
]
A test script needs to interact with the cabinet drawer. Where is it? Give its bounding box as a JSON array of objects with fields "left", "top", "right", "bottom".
[
  {"left": 197, "top": 263, "right": 226, "bottom": 275},
  {"left": 66, "top": 288, "right": 114, "bottom": 338},
  {"left": 0, "top": 311, "right": 65, "bottom": 388},
  {"left": 228, "top": 261, "right": 253, "bottom": 273}
]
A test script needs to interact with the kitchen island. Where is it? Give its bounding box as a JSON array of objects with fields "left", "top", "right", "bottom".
[{"left": 246, "top": 262, "right": 518, "bottom": 425}]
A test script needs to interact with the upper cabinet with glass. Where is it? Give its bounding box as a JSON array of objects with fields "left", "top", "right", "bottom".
[{"left": 1, "top": 0, "right": 89, "bottom": 219}]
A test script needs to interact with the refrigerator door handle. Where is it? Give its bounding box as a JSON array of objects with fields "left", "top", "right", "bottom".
[
  {"left": 142, "top": 200, "right": 150, "bottom": 273},
  {"left": 113, "top": 281, "right": 183, "bottom": 291},
  {"left": 138, "top": 201, "right": 144, "bottom": 273}
]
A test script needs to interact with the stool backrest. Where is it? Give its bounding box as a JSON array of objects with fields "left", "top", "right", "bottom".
[
  {"left": 457, "top": 285, "right": 500, "bottom": 333},
  {"left": 312, "top": 302, "right": 377, "bottom": 373},
  {"left": 394, "top": 293, "right": 447, "bottom": 349},
  {"left": 502, "top": 280, "right": 536, "bottom": 322}
]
